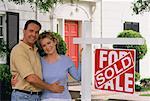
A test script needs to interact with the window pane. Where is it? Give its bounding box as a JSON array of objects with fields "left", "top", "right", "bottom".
[
  {"left": 0, "top": 27, "right": 2, "bottom": 36},
  {"left": 0, "top": 16, "right": 2, "bottom": 25}
]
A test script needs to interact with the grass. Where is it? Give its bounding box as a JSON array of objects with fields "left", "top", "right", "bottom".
[
  {"left": 141, "top": 87, "right": 150, "bottom": 91},
  {"left": 139, "top": 87, "right": 150, "bottom": 96},
  {"left": 140, "top": 94, "right": 150, "bottom": 96}
]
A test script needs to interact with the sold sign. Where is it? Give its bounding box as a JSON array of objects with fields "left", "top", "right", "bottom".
[{"left": 95, "top": 49, "right": 135, "bottom": 94}]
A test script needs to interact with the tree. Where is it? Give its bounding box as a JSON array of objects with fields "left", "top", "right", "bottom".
[
  {"left": 1, "top": 0, "right": 78, "bottom": 12},
  {"left": 132, "top": 0, "right": 150, "bottom": 14}
]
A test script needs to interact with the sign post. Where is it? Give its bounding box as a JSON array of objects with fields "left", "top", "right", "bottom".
[{"left": 73, "top": 38, "right": 144, "bottom": 101}]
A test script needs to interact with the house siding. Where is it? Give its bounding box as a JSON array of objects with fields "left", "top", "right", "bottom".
[
  {"left": 94, "top": 0, "right": 150, "bottom": 78},
  {"left": 0, "top": 0, "right": 149, "bottom": 78}
]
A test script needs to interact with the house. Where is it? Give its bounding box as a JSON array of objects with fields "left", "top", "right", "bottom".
[
  {"left": 0, "top": 0, "right": 149, "bottom": 80},
  {"left": 101, "top": 0, "right": 150, "bottom": 79}
]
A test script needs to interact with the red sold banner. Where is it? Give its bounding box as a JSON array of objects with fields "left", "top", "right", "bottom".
[{"left": 95, "top": 49, "right": 135, "bottom": 94}]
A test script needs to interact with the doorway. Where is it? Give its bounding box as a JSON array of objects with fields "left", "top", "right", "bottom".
[{"left": 65, "top": 20, "right": 79, "bottom": 68}]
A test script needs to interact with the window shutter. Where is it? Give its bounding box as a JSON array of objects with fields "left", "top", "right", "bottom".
[{"left": 6, "top": 12, "right": 19, "bottom": 50}]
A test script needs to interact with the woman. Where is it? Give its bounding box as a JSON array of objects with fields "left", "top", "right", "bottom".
[{"left": 37, "top": 31, "right": 81, "bottom": 101}]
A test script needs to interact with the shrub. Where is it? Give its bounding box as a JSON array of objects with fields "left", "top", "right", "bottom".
[
  {"left": 0, "top": 64, "right": 11, "bottom": 81},
  {"left": 140, "top": 78, "right": 150, "bottom": 88},
  {"left": 0, "top": 39, "right": 8, "bottom": 58},
  {"left": 135, "top": 84, "right": 142, "bottom": 91},
  {"left": 135, "top": 72, "right": 140, "bottom": 82},
  {"left": 113, "top": 30, "right": 147, "bottom": 60},
  {"left": 53, "top": 32, "right": 67, "bottom": 55},
  {"left": 0, "top": 64, "right": 12, "bottom": 100}
]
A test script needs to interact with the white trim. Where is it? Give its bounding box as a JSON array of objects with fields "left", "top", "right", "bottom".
[
  {"left": 0, "top": 36, "right": 3, "bottom": 38},
  {"left": 0, "top": 12, "right": 5, "bottom": 15},
  {"left": 53, "top": 3, "right": 90, "bottom": 20},
  {"left": 73, "top": 38, "right": 145, "bottom": 45},
  {"left": 80, "top": 0, "right": 96, "bottom": 2},
  {"left": 62, "top": 19, "right": 65, "bottom": 39},
  {"left": 3, "top": 0, "right": 8, "bottom": 11}
]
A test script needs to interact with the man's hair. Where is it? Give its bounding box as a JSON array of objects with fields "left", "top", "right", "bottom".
[{"left": 24, "top": 20, "right": 42, "bottom": 30}]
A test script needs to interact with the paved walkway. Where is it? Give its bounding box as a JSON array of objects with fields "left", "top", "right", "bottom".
[
  {"left": 92, "top": 90, "right": 150, "bottom": 101},
  {"left": 69, "top": 85, "right": 150, "bottom": 101}
]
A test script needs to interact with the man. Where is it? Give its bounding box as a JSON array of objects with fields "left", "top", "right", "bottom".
[{"left": 10, "top": 20, "right": 64, "bottom": 101}]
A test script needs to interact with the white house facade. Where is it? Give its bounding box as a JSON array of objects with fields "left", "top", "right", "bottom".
[
  {"left": 0, "top": 0, "right": 149, "bottom": 80},
  {"left": 98, "top": 0, "right": 150, "bottom": 79}
]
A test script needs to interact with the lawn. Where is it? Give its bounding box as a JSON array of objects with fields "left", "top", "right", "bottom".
[{"left": 140, "top": 94, "right": 150, "bottom": 96}]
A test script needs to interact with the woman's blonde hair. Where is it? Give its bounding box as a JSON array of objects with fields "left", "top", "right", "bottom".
[{"left": 38, "top": 31, "right": 58, "bottom": 44}]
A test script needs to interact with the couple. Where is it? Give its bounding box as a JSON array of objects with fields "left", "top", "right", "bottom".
[{"left": 10, "top": 20, "right": 81, "bottom": 101}]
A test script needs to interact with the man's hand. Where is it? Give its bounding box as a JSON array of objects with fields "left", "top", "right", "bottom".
[
  {"left": 25, "top": 74, "right": 65, "bottom": 93},
  {"left": 11, "top": 74, "right": 18, "bottom": 87},
  {"left": 49, "top": 82, "right": 64, "bottom": 93}
]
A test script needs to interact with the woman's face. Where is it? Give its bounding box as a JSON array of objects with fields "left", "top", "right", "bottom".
[{"left": 40, "top": 37, "right": 57, "bottom": 55}]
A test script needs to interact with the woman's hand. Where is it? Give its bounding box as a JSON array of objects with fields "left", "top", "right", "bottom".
[{"left": 79, "top": 48, "right": 83, "bottom": 63}]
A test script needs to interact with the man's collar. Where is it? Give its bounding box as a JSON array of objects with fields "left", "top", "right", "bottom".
[{"left": 19, "top": 41, "right": 38, "bottom": 51}]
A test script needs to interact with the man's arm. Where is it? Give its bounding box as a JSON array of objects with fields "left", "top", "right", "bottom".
[{"left": 25, "top": 74, "right": 64, "bottom": 93}]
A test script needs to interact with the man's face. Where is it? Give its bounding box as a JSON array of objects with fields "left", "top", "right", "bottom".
[{"left": 23, "top": 23, "right": 40, "bottom": 47}]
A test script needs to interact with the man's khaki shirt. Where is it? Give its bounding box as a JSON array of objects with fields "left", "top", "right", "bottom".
[{"left": 10, "top": 41, "right": 42, "bottom": 92}]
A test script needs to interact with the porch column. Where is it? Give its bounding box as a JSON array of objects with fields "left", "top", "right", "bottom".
[{"left": 50, "top": 14, "right": 57, "bottom": 32}]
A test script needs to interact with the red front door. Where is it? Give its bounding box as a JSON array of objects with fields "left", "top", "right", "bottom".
[{"left": 65, "top": 20, "right": 79, "bottom": 68}]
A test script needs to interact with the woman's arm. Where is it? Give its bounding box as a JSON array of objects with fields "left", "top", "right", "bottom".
[
  {"left": 68, "top": 63, "right": 81, "bottom": 81},
  {"left": 68, "top": 48, "right": 82, "bottom": 80}
]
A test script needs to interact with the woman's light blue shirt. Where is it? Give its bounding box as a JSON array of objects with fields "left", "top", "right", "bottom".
[{"left": 40, "top": 55, "right": 81, "bottom": 100}]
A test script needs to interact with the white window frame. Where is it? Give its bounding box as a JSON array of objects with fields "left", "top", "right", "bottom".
[
  {"left": 0, "top": 12, "right": 7, "bottom": 64},
  {"left": 0, "top": 12, "right": 6, "bottom": 42}
]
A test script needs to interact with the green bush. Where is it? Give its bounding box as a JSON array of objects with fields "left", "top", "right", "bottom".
[
  {"left": 135, "top": 72, "right": 140, "bottom": 82},
  {"left": 135, "top": 84, "right": 142, "bottom": 91},
  {"left": 140, "top": 78, "right": 150, "bottom": 88},
  {"left": 113, "top": 30, "right": 147, "bottom": 60},
  {"left": 53, "top": 32, "right": 67, "bottom": 55},
  {"left": 0, "top": 39, "right": 8, "bottom": 58},
  {"left": 0, "top": 64, "right": 11, "bottom": 81},
  {"left": 0, "top": 64, "right": 12, "bottom": 100}
]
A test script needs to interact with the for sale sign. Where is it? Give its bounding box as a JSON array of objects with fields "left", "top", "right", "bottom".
[{"left": 95, "top": 49, "right": 135, "bottom": 94}]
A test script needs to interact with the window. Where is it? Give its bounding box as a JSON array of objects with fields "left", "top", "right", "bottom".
[
  {"left": 0, "top": 16, "right": 3, "bottom": 37},
  {"left": 0, "top": 14, "right": 6, "bottom": 40},
  {"left": 124, "top": 22, "right": 139, "bottom": 32},
  {"left": 0, "top": 14, "right": 6, "bottom": 63}
]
